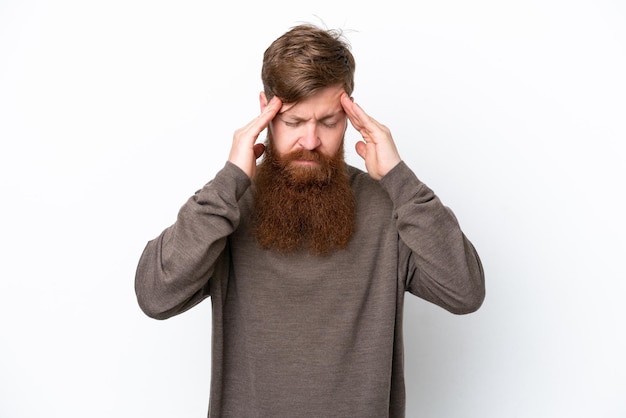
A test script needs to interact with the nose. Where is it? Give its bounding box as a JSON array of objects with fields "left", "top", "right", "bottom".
[{"left": 298, "top": 123, "right": 321, "bottom": 150}]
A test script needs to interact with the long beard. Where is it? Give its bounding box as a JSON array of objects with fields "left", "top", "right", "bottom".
[{"left": 252, "top": 141, "right": 356, "bottom": 255}]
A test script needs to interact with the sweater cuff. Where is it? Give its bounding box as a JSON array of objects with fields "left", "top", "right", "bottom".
[{"left": 379, "top": 161, "right": 431, "bottom": 206}]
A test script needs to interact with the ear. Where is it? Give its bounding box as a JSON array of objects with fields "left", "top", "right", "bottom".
[{"left": 259, "top": 91, "right": 268, "bottom": 111}]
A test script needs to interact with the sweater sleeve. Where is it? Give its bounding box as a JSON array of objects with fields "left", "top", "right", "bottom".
[
  {"left": 135, "top": 162, "right": 251, "bottom": 319},
  {"left": 379, "top": 161, "right": 485, "bottom": 314}
]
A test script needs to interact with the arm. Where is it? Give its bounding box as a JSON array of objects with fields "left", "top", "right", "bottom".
[
  {"left": 135, "top": 95, "right": 282, "bottom": 319},
  {"left": 342, "top": 93, "right": 484, "bottom": 314},
  {"left": 135, "top": 162, "right": 251, "bottom": 319},
  {"left": 381, "top": 162, "right": 485, "bottom": 314}
]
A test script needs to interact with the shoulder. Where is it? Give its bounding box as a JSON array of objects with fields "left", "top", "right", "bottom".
[
  {"left": 347, "top": 165, "right": 390, "bottom": 203},
  {"left": 347, "top": 164, "right": 375, "bottom": 188}
]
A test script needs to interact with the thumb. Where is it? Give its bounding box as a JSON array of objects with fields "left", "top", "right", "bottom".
[
  {"left": 355, "top": 141, "right": 367, "bottom": 160},
  {"left": 253, "top": 143, "right": 266, "bottom": 160}
]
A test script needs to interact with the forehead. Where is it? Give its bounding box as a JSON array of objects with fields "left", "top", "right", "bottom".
[{"left": 279, "top": 85, "right": 345, "bottom": 117}]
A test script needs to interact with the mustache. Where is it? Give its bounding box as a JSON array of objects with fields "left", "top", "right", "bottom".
[
  {"left": 277, "top": 149, "right": 322, "bottom": 164},
  {"left": 274, "top": 149, "right": 345, "bottom": 174}
]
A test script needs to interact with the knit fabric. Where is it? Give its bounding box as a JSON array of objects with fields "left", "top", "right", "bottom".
[{"left": 135, "top": 161, "right": 485, "bottom": 417}]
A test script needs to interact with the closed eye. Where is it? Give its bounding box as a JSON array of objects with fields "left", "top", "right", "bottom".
[
  {"left": 281, "top": 117, "right": 340, "bottom": 128},
  {"left": 281, "top": 118, "right": 301, "bottom": 127}
]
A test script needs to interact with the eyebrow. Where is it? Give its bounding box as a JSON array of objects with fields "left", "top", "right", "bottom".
[{"left": 280, "top": 110, "right": 344, "bottom": 122}]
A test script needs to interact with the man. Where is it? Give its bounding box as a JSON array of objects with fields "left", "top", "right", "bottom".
[{"left": 135, "top": 23, "right": 485, "bottom": 418}]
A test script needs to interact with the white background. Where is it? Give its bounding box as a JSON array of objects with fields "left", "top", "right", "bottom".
[{"left": 1, "top": 0, "right": 625, "bottom": 417}]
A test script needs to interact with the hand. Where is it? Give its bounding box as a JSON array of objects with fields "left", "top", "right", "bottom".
[
  {"left": 228, "top": 96, "right": 282, "bottom": 178},
  {"left": 341, "top": 93, "right": 401, "bottom": 180}
]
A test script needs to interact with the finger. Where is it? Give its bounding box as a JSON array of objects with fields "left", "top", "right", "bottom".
[
  {"left": 263, "top": 95, "right": 282, "bottom": 116},
  {"left": 244, "top": 96, "right": 282, "bottom": 138},
  {"left": 342, "top": 95, "right": 380, "bottom": 137},
  {"left": 231, "top": 97, "right": 274, "bottom": 143},
  {"left": 341, "top": 94, "right": 362, "bottom": 128}
]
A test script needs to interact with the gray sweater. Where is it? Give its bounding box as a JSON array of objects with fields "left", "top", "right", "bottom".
[{"left": 135, "top": 161, "right": 485, "bottom": 417}]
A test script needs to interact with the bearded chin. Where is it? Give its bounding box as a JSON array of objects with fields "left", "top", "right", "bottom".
[{"left": 252, "top": 139, "right": 356, "bottom": 255}]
